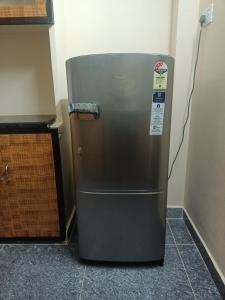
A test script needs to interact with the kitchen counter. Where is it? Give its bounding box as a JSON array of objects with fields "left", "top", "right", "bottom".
[{"left": 0, "top": 115, "right": 56, "bottom": 131}]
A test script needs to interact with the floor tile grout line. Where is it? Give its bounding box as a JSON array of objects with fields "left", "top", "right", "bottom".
[
  {"left": 180, "top": 213, "right": 208, "bottom": 270},
  {"left": 79, "top": 265, "right": 86, "bottom": 300},
  {"left": 167, "top": 218, "right": 195, "bottom": 244},
  {"left": 166, "top": 220, "right": 176, "bottom": 245},
  {"left": 167, "top": 217, "right": 183, "bottom": 220},
  {"left": 176, "top": 244, "right": 195, "bottom": 246},
  {"left": 192, "top": 240, "right": 217, "bottom": 281},
  {"left": 182, "top": 220, "right": 197, "bottom": 244},
  {"left": 191, "top": 243, "right": 223, "bottom": 298},
  {"left": 169, "top": 223, "right": 197, "bottom": 300},
  {"left": 0, "top": 243, "right": 67, "bottom": 246},
  {"left": 167, "top": 221, "right": 198, "bottom": 300},
  {"left": 174, "top": 235, "right": 212, "bottom": 272},
  {"left": 165, "top": 244, "right": 195, "bottom": 246}
]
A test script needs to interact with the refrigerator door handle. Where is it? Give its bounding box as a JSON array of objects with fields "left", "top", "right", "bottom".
[{"left": 69, "top": 103, "right": 99, "bottom": 120}]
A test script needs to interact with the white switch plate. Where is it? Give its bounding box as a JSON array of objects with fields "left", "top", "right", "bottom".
[{"left": 202, "top": 3, "right": 214, "bottom": 26}]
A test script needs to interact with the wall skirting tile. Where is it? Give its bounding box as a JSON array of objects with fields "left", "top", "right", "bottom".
[{"left": 183, "top": 209, "right": 225, "bottom": 299}]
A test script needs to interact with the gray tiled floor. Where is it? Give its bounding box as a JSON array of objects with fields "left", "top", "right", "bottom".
[
  {"left": 167, "top": 208, "right": 183, "bottom": 219},
  {"left": 0, "top": 218, "right": 222, "bottom": 300},
  {"left": 168, "top": 219, "right": 194, "bottom": 245}
]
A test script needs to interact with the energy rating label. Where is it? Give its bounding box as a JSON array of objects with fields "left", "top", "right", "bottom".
[
  {"left": 153, "top": 61, "right": 168, "bottom": 90},
  {"left": 149, "top": 91, "right": 166, "bottom": 136}
]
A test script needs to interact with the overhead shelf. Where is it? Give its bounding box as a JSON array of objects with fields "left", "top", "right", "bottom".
[{"left": 0, "top": 0, "right": 53, "bottom": 25}]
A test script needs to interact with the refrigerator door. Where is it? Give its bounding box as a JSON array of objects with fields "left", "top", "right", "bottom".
[{"left": 67, "top": 53, "right": 174, "bottom": 262}]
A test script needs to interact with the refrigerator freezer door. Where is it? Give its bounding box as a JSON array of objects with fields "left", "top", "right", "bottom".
[{"left": 77, "top": 191, "right": 165, "bottom": 262}]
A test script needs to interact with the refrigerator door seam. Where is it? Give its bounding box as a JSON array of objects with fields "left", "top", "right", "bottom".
[{"left": 80, "top": 191, "right": 162, "bottom": 195}]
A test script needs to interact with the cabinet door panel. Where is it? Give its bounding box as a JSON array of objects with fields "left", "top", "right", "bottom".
[
  {"left": 0, "top": 135, "right": 14, "bottom": 237},
  {"left": 0, "top": 133, "right": 60, "bottom": 238},
  {"left": 0, "top": 0, "right": 46, "bottom": 17}
]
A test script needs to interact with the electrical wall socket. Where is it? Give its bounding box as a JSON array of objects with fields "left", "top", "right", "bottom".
[{"left": 201, "top": 3, "right": 214, "bottom": 26}]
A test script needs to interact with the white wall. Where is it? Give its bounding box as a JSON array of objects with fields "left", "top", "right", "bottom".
[
  {"left": 64, "top": 0, "right": 172, "bottom": 58},
  {"left": 185, "top": 0, "right": 225, "bottom": 281},
  {"left": 167, "top": 0, "right": 200, "bottom": 206},
  {"left": 0, "top": 27, "right": 55, "bottom": 115},
  {"left": 51, "top": 0, "right": 172, "bottom": 106},
  {"left": 49, "top": 1, "right": 67, "bottom": 111},
  {"left": 50, "top": 0, "right": 200, "bottom": 206}
]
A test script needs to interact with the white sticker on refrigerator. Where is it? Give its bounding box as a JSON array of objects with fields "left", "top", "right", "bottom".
[
  {"left": 153, "top": 61, "right": 168, "bottom": 90},
  {"left": 149, "top": 92, "right": 166, "bottom": 136}
]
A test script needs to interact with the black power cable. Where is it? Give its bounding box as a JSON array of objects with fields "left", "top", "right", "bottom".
[{"left": 168, "top": 24, "right": 203, "bottom": 180}]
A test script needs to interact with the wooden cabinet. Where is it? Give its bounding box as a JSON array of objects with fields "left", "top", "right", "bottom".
[
  {"left": 0, "top": 133, "right": 60, "bottom": 238},
  {"left": 0, "top": 0, "right": 53, "bottom": 25},
  {"left": 0, "top": 117, "right": 74, "bottom": 241}
]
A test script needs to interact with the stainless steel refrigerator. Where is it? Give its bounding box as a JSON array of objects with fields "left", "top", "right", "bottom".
[{"left": 67, "top": 53, "right": 174, "bottom": 263}]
